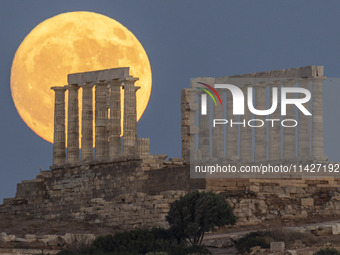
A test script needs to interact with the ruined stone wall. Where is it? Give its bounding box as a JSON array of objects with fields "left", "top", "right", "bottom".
[
  {"left": 0, "top": 158, "right": 204, "bottom": 231},
  {"left": 1, "top": 159, "right": 340, "bottom": 229},
  {"left": 207, "top": 177, "right": 340, "bottom": 226}
]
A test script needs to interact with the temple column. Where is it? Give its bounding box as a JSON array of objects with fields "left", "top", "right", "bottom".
[
  {"left": 212, "top": 89, "right": 224, "bottom": 159},
  {"left": 95, "top": 81, "right": 109, "bottom": 161},
  {"left": 81, "top": 83, "right": 94, "bottom": 161},
  {"left": 122, "top": 76, "right": 139, "bottom": 157},
  {"left": 240, "top": 85, "right": 252, "bottom": 162},
  {"left": 109, "top": 79, "right": 122, "bottom": 160},
  {"left": 181, "top": 89, "right": 191, "bottom": 161},
  {"left": 254, "top": 84, "right": 267, "bottom": 161},
  {"left": 282, "top": 80, "right": 296, "bottom": 159},
  {"left": 226, "top": 90, "right": 238, "bottom": 160},
  {"left": 51, "top": 87, "right": 66, "bottom": 165},
  {"left": 268, "top": 81, "right": 281, "bottom": 160},
  {"left": 298, "top": 78, "right": 311, "bottom": 158},
  {"left": 181, "top": 88, "right": 198, "bottom": 161},
  {"left": 312, "top": 77, "right": 326, "bottom": 160},
  {"left": 198, "top": 91, "right": 210, "bottom": 159},
  {"left": 137, "top": 138, "right": 150, "bottom": 156},
  {"left": 67, "top": 84, "right": 80, "bottom": 163}
]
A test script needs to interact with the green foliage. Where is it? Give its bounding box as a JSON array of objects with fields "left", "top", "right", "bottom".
[
  {"left": 56, "top": 227, "right": 212, "bottom": 255},
  {"left": 166, "top": 191, "right": 236, "bottom": 245},
  {"left": 236, "top": 232, "right": 270, "bottom": 253},
  {"left": 88, "top": 228, "right": 173, "bottom": 254},
  {"left": 57, "top": 228, "right": 208, "bottom": 255},
  {"left": 314, "top": 248, "right": 340, "bottom": 255}
]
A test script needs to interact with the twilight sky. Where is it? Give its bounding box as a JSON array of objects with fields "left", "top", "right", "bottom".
[{"left": 0, "top": 0, "right": 340, "bottom": 202}]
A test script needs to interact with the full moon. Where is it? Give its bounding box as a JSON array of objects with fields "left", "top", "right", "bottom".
[{"left": 11, "top": 11, "right": 152, "bottom": 146}]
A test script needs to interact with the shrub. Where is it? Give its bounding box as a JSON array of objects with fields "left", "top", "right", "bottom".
[
  {"left": 56, "top": 228, "right": 173, "bottom": 255},
  {"left": 314, "top": 248, "right": 340, "bottom": 255},
  {"left": 56, "top": 227, "right": 212, "bottom": 255},
  {"left": 166, "top": 191, "right": 236, "bottom": 246},
  {"left": 88, "top": 228, "right": 174, "bottom": 254},
  {"left": 236, "top": 232, "right": 270, "bottom": 253}
]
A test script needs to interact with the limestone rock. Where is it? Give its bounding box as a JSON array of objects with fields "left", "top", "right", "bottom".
[
  {"left": 0, "top": 232, "right": 11, "bottom": 243},
  {"left": 332, "top": 223, "right": 340, "bottom": 235},
  {"left": 250, "top": 245, "right": 261, "bottom": 254},
  {"left": 75, "top": 234, "right": 96, "bottom": 244},
  {"left": 301, "top": 198, "right": 314, "bottom": 207},
  {"left": 25, "top": 234, "right": 37, "bottom": 242},
  {"left": 15, "top": 237, "right": 28, "bottom": 243},
  {"left": 39, "top": 235, "right": 59, "bottom": 246},
  {"left": 8, "top": 235, "right": 16, "bottom": 242},
  {"left": 285, "top": 205, "right": 293, "bottom": 214},
  {"left": 270, "top": 241, "right": 285, "bottom": 252},
  {"left": 63, "top": 233, "right": 76, "bottom": 245}
]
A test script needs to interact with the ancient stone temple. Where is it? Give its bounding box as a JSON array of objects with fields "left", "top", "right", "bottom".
[
  {"left": 1, "top": 65, "right": 340, "bottom": 230},
  {"left": 51, "top": 67, "right": 149, "bottom": 166},
  {"left": 181, "top": 65, "right": 327, "bottom": 162}
]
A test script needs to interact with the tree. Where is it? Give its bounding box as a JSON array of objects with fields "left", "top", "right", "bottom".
[{"left": 166, "top": 191, "right": 236, "bottom": 246}]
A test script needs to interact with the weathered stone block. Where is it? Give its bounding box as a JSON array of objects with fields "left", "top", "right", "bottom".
[
  {"left": 0, "top": 232, "right": 11, "bottom": 243},
  {"left": 16, "top": 237, "right": 28, "bottom": 243},
  {"left": 24, "top": 234, "right": 37, "bottom": 242},
  {"left": 301, "top": 198, "right": 314, "bottom": 207},
  {"left": 285, "top": 186, "right": 305, "bottom": 194},
  {"left": 249, "top": 185, "right": 260, "bottom": 193},
  {"left": 332, "top": 223, "right": 340, "bottom": 235},
  {"left": 270, "top": 241, "right": 285, "bottom": 252},
  {"left": 8, "top": 235, "right": 16, "bottom": 242},
  {"left": 285, "top": 205, "right": 293, "bottom": 214}
]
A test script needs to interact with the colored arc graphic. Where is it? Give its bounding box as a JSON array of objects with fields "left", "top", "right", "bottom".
[
  {"left": 197, "top": 87, "right": 217, "bottom": 105},
  {"left": 196, "top": 82, "right": 223, "bottom": 105}
]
